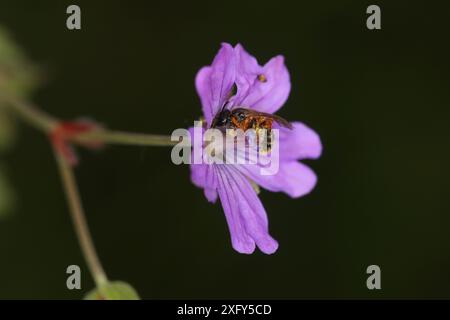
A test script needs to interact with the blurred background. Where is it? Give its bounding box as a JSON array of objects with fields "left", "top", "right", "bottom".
[{"left": 0, "top": 0, "right": 449, "bottom": 299}]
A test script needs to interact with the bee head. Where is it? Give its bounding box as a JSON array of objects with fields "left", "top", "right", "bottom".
[
  {"left": 211, "top": 109, "right": 231, "bottom": 128},
  {"left": 234, "top": 110, "right": 246, "bottom": 122}
]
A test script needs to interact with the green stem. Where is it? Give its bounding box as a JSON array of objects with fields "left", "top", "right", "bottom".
[
  {"left": 1, "top": 94, "right": 175, "bottom": 147},
  {"left": 0, "top": 94, "right": 57, "bottom": 132},
  {"left": 74, "top": 130, "right": 178, "bottom": 147},
  {"left": 54, "top": 146, "right": 108, "bottom": 287}
]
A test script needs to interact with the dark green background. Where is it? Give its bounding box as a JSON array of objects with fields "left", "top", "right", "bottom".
[{"left": 0, "top": 0, "right": 449, "bottom": 299}]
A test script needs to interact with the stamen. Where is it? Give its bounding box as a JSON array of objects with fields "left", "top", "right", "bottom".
[
  {"left": 257, "top": 74, "right": 267, "bottom": 83},
  {"left": 248, "top": 178, "right": 261, "bottom": 194}
]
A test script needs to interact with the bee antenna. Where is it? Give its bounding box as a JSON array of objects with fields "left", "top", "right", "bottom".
[
  {"left": 221, "top": 82, "right": 237, "bottom": 111},
  {"left": 219, "top": 101, "right": 228, "bottom": 112}
]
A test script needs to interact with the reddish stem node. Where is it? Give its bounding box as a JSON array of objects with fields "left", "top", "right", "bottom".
[{"left": 50, "top": 120, "right": 102, "bottom": 166}]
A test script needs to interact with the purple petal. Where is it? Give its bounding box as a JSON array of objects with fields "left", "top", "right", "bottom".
[
  {"left": 278, "top": 122, "right": 322, "bottom": 160},
  {"left": 237, "top": 54, "right": 291, "bottom": 114},
  {"left": 188, "top": 126, "right": 218, "bottom": 203},
  {"left": 232, "top": 44, "right": 262, "bottom": 105},
  {"left": 195, "top": 43, "right": 236, "bottom": 125},
  {"left": 237, "top": 161, "right": 318, "bottom": 198},
  {"left": 216, "top": 165, "right": 278, "bottom": 254},
  {"left": 190, "top": 163, "right": 218, "bottom": 203},
  {"left": 190, "top": 162, "right": 206, "bottom": 188},
  {"left": 235, "top": 44, "right": 261, "bottom": 75},
  {"left": 204, "top": 187, "right": 218, "bottom": 203}
]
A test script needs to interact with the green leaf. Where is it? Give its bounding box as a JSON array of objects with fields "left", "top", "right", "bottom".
[
  {"left": 0, "top": 111, "right": 17, "bottom": 151},
  {"left": 0, "top": 26, "right": 40, "bottom": 98},
  {"left": 0, "top": 166, "right": 16, "bottom": 218},
  {"left": 84, "top": 281, "right": 140, "bottom": 300}
]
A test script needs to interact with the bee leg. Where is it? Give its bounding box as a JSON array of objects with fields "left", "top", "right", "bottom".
[{"left": 266, "top": 128, "right": 272, "bottom": 151}]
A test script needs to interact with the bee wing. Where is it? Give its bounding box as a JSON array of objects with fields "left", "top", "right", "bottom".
[
  {"left": 231, "top": 107, "right": 293, "bottom": 129},
  {"left": 269, "top": 114, "right": 293, "bottom": 129},
  {"left": 253, "top": 111, "right": 293, "bottom": 129}
]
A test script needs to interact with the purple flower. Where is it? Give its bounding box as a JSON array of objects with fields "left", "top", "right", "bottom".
[{"left": 190, "top": 43, "right": 322, "bottom": 254}]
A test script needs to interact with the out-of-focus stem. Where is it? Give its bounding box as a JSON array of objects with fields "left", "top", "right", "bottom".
[{"left": 0, "top": 94, "right": 57, "bottom": 132}]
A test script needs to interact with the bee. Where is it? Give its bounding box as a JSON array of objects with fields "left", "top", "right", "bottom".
[
  {"left": 211, "top": 107, "right": 292, "bottom": 131},
  {"left": 210, "top": 82, "right": 293, "bottom": 152},
  {"left": 211, "top": 107, "right": 292, "bottom": 153}
]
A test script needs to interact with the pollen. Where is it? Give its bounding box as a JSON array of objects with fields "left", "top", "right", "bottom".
[{"left": 257, "top": 74, "right": 267, "bottom": 83}]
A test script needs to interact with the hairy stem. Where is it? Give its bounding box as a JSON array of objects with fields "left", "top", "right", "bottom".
[{"left": 54, "top": 147, "right": 108, "bottom": 287}]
